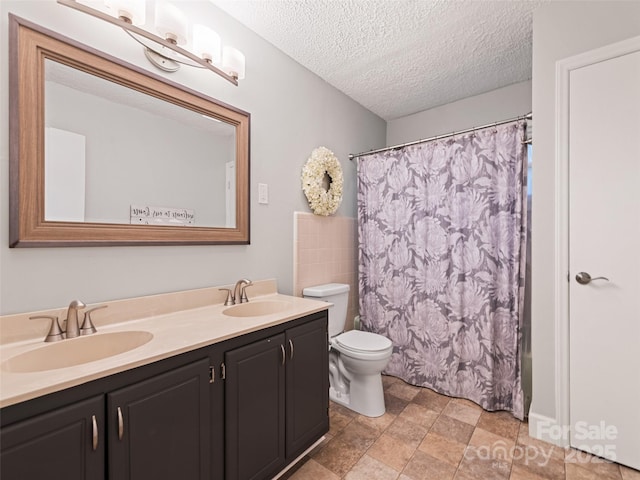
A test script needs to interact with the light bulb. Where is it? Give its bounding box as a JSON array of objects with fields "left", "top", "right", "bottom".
[
  {"left": 222, "top": 46, "right": 245, "bottom": 80},
  {"left": 104, "top": 0, "right": 145, "bottom": 25},
  {"left": 155, "top": 2, "right": 188, "bottom": 46},
  {"left": 193, "top": 25, "right": 221, "bottom": 64}
]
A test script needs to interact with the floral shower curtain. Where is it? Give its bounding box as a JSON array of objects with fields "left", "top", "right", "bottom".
[{"left": 357, "top": 122, "right": 528, "bottom": 419}]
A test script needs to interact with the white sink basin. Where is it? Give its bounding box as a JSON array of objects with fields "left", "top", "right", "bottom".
[
  {"left": 2, "top": 331, "right": 154, "bottom": 373},
  {"left": 223, "top": 300, "right": 292, "bottom": 318}
]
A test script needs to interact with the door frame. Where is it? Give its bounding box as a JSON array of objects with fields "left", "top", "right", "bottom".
[{"left": 553, "top": 34, "right": 640, "bottom": 446}]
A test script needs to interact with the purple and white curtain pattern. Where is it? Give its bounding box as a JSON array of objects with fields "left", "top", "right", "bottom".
[{"left": 357, "top": 122, "right": 528, "bottom": 419}]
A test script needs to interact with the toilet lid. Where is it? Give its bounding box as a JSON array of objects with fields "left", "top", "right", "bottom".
[{"left": 335, "top": 330, "right": 392, "bottom": 353}]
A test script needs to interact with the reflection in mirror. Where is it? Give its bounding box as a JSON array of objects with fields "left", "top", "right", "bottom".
[
  {"left": 9, "top": 15, "right": 250, "bottom": 247},
  {"left": 44, "top": 60, "right": 237, "bottom": 228}
]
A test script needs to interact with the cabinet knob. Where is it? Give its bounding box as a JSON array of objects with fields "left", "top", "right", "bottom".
[
  {"left": 288, "top": 339, "right": 294, "bottom": 360},
  {"left": 280, "top": 344, "right": 286, "bottom": 366}
]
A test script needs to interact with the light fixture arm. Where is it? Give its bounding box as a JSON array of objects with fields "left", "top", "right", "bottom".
[{"left": 57, "top": 0, "right": 239, "bottom": 85}]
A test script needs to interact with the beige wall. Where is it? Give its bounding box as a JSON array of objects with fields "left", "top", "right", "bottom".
[
  {"left": 386, "top": 81, "right": 532, "bottom": 146},
  {"left": 530, "top": 1, "right": 640, "bottom": 424},
  {"left": 0, "top": 1, "right": 386, "bottom": 314},
  {"left": 293, "top": 212, "right": 358, "bottom": 329}
]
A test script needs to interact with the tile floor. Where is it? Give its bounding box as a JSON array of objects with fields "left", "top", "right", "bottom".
[{"left": 282, "top": 376, "right": 640, "bottom": 480}]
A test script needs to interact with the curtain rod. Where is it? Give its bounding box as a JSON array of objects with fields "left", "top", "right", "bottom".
[{"left": 349, "top": 112, "right": 532, "bottom": 160}]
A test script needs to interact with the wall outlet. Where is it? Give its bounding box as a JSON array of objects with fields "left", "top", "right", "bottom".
[{"left": 258, "top": 183, "right": 269, "bottom": 204}]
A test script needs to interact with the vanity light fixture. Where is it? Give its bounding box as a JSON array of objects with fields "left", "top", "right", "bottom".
[{"left": 57, "top": 0, "right": 245, "bottom": 85}]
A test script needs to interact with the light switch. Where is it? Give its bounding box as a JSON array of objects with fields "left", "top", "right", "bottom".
[{"left": 258, "top": 183, "right": 269, "bottom": 204}]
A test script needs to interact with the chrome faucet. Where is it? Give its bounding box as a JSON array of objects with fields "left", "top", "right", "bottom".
[
  {"left": 63, "top": 300, "right": 86, "bottom": 339},
  {"left": 233, "top": 279, "right": 253, "bottom": 304}
]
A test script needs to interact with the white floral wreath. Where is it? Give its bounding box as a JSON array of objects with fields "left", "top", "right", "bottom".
[{"left": 301, "top": 147, "right": 343, "bottom": 216}]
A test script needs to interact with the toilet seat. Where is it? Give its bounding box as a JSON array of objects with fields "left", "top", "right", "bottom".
[
  {"left": 336, "top": 330, "right": 392, "bottom": 352},
  {"left": 332, "top": 330, "right": 393, "bottom": 361}
]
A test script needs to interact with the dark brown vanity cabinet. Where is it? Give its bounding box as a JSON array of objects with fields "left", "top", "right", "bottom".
[
  {"left": 0, "top": 358, "right": 210, "bottom": 480},
  {"left": 107, "top": 359, "right": 211, "bottom": 480},
  {"left": 0, "top": 310, "right": 329, "bottom": 480},
  {"left": 0, "top": 395, "right": 105, "bottom": 480},
  {"left": 224, "top": 317, "right": 329, "bottom": 480},
  {"left": 225, "top": 333, "right": 287, "bottom": 480},
  {"left": 284, "top": 320, "right": 329, "bottom": 457}
]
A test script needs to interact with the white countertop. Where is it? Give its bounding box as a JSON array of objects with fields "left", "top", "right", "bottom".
[{"left": 0, "top": 291, "right": 329, "bottom": 408}]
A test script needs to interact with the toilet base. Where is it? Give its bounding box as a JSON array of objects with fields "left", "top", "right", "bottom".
[
  {"left": 329, "top": 373, "right": 386, "bottom": 418},
  {"left": 329, "top": 386, "right": 351, "bottom": 410}
]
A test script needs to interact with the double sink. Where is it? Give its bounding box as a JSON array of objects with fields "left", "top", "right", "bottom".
[{"left": 1, "top": 300, "right": 292, "bottom": 374}]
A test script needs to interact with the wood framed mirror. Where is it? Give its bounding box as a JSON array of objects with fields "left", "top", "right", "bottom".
[{"left": 9, "top": 15, "right": 250, "bottom": 247}]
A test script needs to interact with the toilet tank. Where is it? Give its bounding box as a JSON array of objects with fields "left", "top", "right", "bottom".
[{"left": 303, "top": 283, "right": 350, "bottom": 338}]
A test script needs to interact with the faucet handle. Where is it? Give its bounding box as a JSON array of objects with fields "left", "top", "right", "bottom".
[
  {"left": 30, "top": 315, "right": 65, "bottom": 342},
  {"left": 218, "top": 288, "right": 235, "bottom": 306},
  {"left": 80, "top": 305, "right": 107, "bottom": 336},
  {"left": 239, "top": 281, "right": 253, "bottom": 303}
]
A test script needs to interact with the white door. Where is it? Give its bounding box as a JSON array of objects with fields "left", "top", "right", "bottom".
[
  {"left": 569, "top": 46, "right": 640, "bottom": 469},
  {"left": 44, "top": 127, "right": 86, "bottom": 222},
  {"left": 225, "top": 161, "right": 236, "bottom": 228}
]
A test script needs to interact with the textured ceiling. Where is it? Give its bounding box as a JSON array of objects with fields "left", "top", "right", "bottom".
[{"left": 210, "top": 0, "right": 542, "bottom": 120}]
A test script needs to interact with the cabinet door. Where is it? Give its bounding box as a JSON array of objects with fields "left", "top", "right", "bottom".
[
  {"left": 225, "top": 333, "right": 286, "bottom": 480},
  {"left": 0, "top": 395, "right": 104, "bottom": 480},
  {"left": 285, "top": 317, "right": 329, "bottom": 458},
  {"left": 107, "top": 358, "right": 210, "bottom": 480}
]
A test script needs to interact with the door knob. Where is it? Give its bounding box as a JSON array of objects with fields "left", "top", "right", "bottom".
[{"left": 575, "top": 272, "right": 609, "bottom": 285}]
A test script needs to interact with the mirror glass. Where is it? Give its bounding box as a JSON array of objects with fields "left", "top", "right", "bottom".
[
  {"left": 9, "top": 15, "right": 250, "bottom": 247},
  {"left": 44, "top": 59, "right": 236, "bottom": 227},
  {"left": 44, "top": 60, "right": 237, "bottom": 228}
]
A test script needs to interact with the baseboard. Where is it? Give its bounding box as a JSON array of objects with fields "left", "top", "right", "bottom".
[
  {"left": 528, "top": 410, "right": 569, "bottom": 447},
  {"left": 272, "top": 436, "right": 325, "bottom": 479}
]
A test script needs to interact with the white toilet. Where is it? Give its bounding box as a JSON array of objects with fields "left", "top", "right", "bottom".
[{"left": 303, "top": 283, "right": 392, "bottom": 417}]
